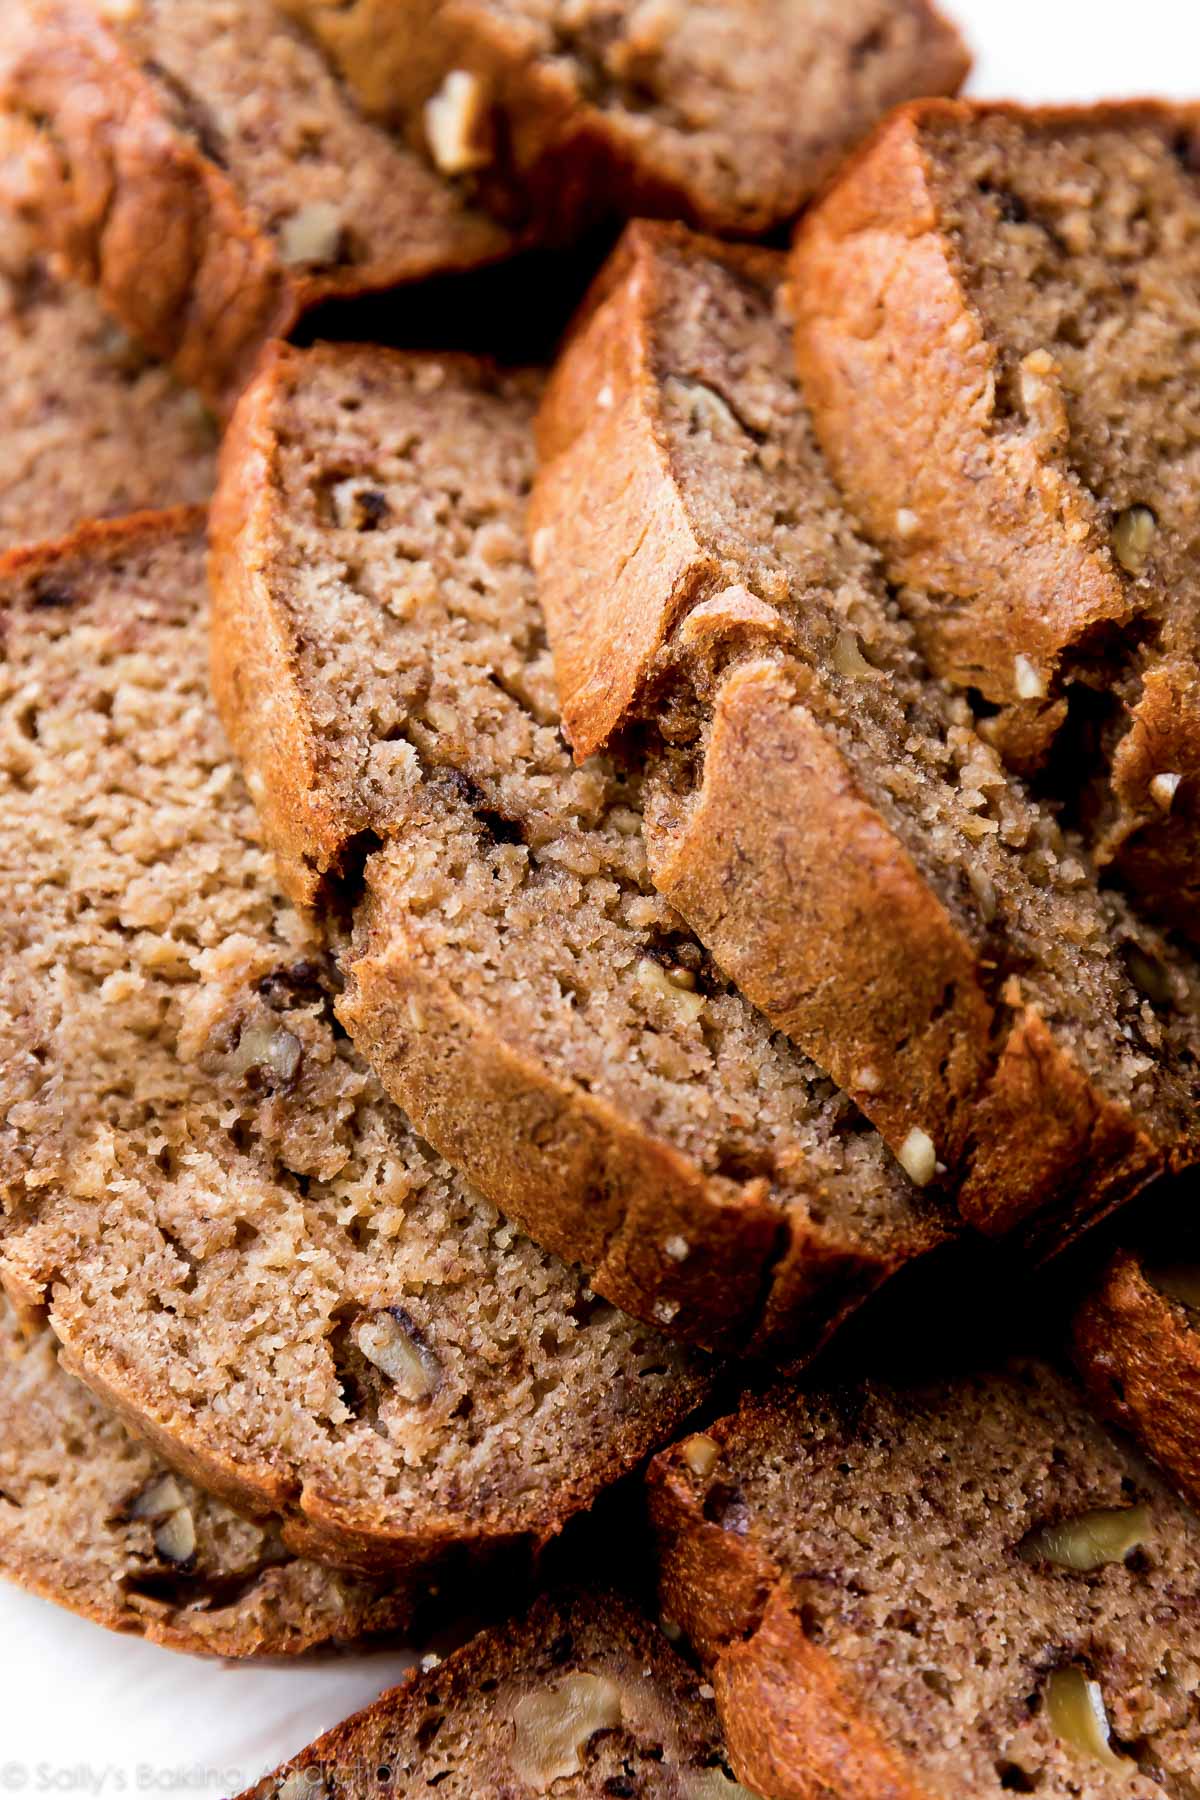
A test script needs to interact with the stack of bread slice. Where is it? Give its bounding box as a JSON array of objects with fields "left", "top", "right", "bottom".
[{"left": 1, "top": 1, "right": 1199, "bottom": 1793}]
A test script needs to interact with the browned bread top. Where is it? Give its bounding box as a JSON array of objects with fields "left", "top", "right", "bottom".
[
  {"left": 280, "top": 0, "right": 969, "bottom": 238},
  {"left": 0, "top": 211, "right": 216, "bottom": 549},
  {"left": 238, "top": 1589, "right": 746, "bottom": 1799},
  {"left": 0, "top": 0, "right": 513, "bottom": 410},
  {"left": 792, "top": 99, "right": 1200, "bottom": 941},
  {"left": 0, "top": 510, "right": 708, "bottom": 1573},
  {"left": 209, "top": 340, "right": 957, "bottom": 1357},
  {"left": 1074, "top": 1240, "right": 1200, "bottom": 1514},
  {"left": 649, "top": 1362, "right": 1200, "bottom": 1799},
  {"left": 531, "top": 220, "right": 1200, "bottom": 1247},
  {"left": 0, "top": 1298, "right": 411, "bottom": 1657}
]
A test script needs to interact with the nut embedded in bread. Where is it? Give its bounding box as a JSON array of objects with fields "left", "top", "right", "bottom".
[
  {"left": 649, "top": 1362, "right": 1200, "bottom": 1798},
  {"left": 209, "top": 342, "right": 962, "bottom": 1357},
  {"left": 0, "top": 510, "right": 708, "bottom": 1573},
  {"left": 792, "top": 99, "right": 1200, "bottom": 940},
  {"left": 0, "top": 0, "right": 514, "bottom": 410},
  {"left": 235, "top": 1589, "right": 746, "bottom": 1799},
  {"left": 0, "top": 1299, "right": 410, "bottom": 1657},
  {"left": 531, "top": 220, "right": 1200, "bottom": 1248},
  {"left": 279, "top": 0, "right": 969, "bottom": 238}
]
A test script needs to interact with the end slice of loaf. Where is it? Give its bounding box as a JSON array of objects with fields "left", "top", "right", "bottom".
[
  {"left": 531, "top": 220, "right": 1200, "bottom": 1246},
  {"left": 237, "top": 1589, "right": 744, "bottom": 1799},
  {"left": 0, "top": 1299, "right": 410, "bottom": 1658},
  {"left": 210, "top": 343, "right": 956, "bottom": 1357},
  {"left": 279, "top": 0, "right": 969, "bottom": 239},
  {"left": 792, "top": 100, "right": 1200, "bottom": 940},
  {"left": 649, "top": 1362, "right": 1200, "bottom": 1799},
  {"left": 0, "top": 0, "right": 514, "bottom": 410},
  {"left": 0, "top": 211, "right": 216, "bottom": 549},
  {"left": 1074, "top": 1241, "right": 1200, "bottom": 1513},
  {"left": 0, "top": 510, "right": 709, "bottom": 1572}
]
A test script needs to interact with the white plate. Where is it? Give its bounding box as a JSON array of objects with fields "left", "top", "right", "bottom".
[{"left": 2, "top": 0, "right": 1196, "bottom": 1785}]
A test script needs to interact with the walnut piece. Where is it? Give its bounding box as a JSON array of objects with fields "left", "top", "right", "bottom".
[
  {"left": 636, "top": 958, "right": 706, "bottom": 1024},
  {"left": 509, "top": 1673, "right": 624, "bottom": 1791},
  {"left": 355, "top": 1308, "right": 441, "bottom": 1401},
  {"left": 682, "top": 1433, "right": 720, "bottom": 1479},
  {"left": 1044, "top": 1667, "right": 1130, "bottom": 1773},
  {"left": 1022, "top": 1503, "right": 1150, "bottom": 1572},
  {"left": 278, "top": 202, "right": 344, "bottom": 269},
  {"left": 897, "top": 1127, "right": 937, "bottom": 1188},
  {"left": 425, "top": 70, "right": 491, "bottom": 175},
  {"left": 1112, "top": 505, "right": 1157, "bottom": 575}
]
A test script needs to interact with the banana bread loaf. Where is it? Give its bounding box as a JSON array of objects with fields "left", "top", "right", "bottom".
[
  {"left": 1074, "top": 1241, "right": 1200, "bottom": 1513},
  {"left": 0, "top": 1298, "right": 411, "bottom": 1657},
  {"left": 238, "top": 1588, "right": 750, "bottom": 1799},
  {"left": 792, "top": 100, "right": 1200, "bottom": 940},
  {"left": 532, "top": 221, "right": 1200, "bottom": 1244},
  {"left": 0, "top": 212, "right": 216, "bottom": 549},
  {"left": 210, "top": 343, "right": 957, "bottom": 1358},
  {"left": 0, "top": 510, "right": 709, "bottom": 1573},
  {"left": 279, "top": 0, "right": 969, "bottom": 239},
  {"left": 649, "top": 1362, "right": 1200, "bottom": 1798},
  {"left": 0, "top": 0, "right": 514, "bottom": 411}
]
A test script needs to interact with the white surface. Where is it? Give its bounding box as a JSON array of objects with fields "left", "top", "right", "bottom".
[{"left": 2, "top": 0, "right": 1198, "bottom": 1787}]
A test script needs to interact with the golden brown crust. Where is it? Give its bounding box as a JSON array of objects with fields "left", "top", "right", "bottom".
[
  {"left": 791, "top": 97, "right": 1200, "bottom": 929},
  {"left": 1073, "top": 1249, "right": 1200, "bottom": 1511}
]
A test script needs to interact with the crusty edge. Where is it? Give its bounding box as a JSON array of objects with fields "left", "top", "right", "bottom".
[
  {"left": 649, "top": 1431, "right": 933, "bottom": 1800},
  {"left": 337, "top": 904, "right": 921, "bottom": 1358},
  {"left": 1072, "top": 1248, "right": 1200, "bottom": 1511}
]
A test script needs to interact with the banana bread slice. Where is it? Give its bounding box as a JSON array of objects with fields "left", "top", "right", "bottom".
[
  {"left": 532, "top": 221, "right": 1200, "bottom": 1243},
  {"left": 0, "top": 510, "right": 708, "bottom": 1573},
  {"left": 279, "top": 0, "right": 969, "bottom": 239},
  {"left": 238, "top": 1589, "right": 747, "bottom": 1799},
  {"left": 0, "top": 212, "right": 216, "bottom": 549},
  {"left": 0, "top": 0, "right": 514, "bottom": 411},
  {"left": 793, "top": 100, "right": 1200, "bottom": 941},
  {"left": 1074, "top": 1240, "right": 1200, "bottom": 1513},
  {"left": 0, "top": 1298, "right": 411, "bottom": 1657},
  {"left": 649, "top": 1363, "right": 1200, "bottom": 1799},
  {"left": 210, "top": 343, "right": 957, "bottom": 1357}
]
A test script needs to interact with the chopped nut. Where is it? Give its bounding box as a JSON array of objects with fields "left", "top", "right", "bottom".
[
  {"left": 854, "top": 1066, "right": 882, "bottom": 1094},
  {"left": 1112, "top": 505, "right": 1156, "bottom": 575},
  {"left": 356, "top": 1308, "right": 441, "bottom": 1401},
  {"left": 664, "top": 376, "right": 741, "bottom": 437},
  {"left": 129, "top": 1473, "right": 186, "bottom": 1522},
  {"left": 636, "top": 958, "right": 706, "bottom": 1024},
  {"left": 664, "top": 1235, "right": 690, "bottom": 1262},
  {"left": 1044, "top": 1667, "right": 1130, "bottom": 1773},
  {"left": 227, "top": 1023, "right": 303, "bottom": 1088},
  {"left": 425, "top": 70, "right": 491, "bottom": 175},
  {"left": 153, "top": 1504, "right": 197, "bottom": 1568},
  {"left": 682, "top": 1434, "right": 720, "bottom": 1479},
  {"left": 1013, "top": 654, "right": 1047, "bottom": 701},
  {"left": 968, "top": 864, "right": 998, "bottom": 924},
  {"left": 895, "top": 508, "right": 920, "bottom": 539},
  {"left": 278, "top": 202, "right": 343, "bottom": 268},
  {"left": 831, "top": 630, "right": 874, "bottom": 678},
  {"left": 1146, "top": 1262, "right": 1200, "bottom": 1311},
  {"left": 897, "top": 1127, "right": 937, "bottom": 1188},
  {"left": 509, "top": 1673, "right": 624, "bottom": 1790},
  {"left": 1022, "top": 1504, "right": 1150, "bottom": 1571},
  {"left": 1150, "top": 771, "right": 1181, "bottom": 813}
]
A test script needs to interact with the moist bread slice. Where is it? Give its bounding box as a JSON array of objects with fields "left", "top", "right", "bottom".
[
  {"left": 1074, "top": 1241, "right": 1200, "bottom": 1513},
  {"left": 649, "top": 1363, "right": 1200, "bottom": 1799},
  {"left": 792, "top": 100, "right": 1200, "bottom": 940},
  {"left": 0, "top": 0, "right": 514, "bottom": 411},
  {"left": 279, "top": 0, "right": 969, "bottom": 239},
  {"left": 0, "top": 211, "right": 216, "bottom": 550},
  {"left": 210, "top": 343, "right": 954, "bottom": 1357},
  {"left": 237, "top": 1589, "right": 746, "bottom": 1799},
  {"left": 532, "top": 221, "right": 1200, "bottom": 1243},
  {"left": 0, "top": 510, "right": 708, "bottom": 1573},
  {"left": 0, "top": 1299, "right": 411, "bottom": 1658}
]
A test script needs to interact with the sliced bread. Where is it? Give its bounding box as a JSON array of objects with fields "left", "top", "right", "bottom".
[
  {"left": 0, "top": 210, "right": 216, "bottom": 549},
  {"left": 1074, "top": 1240, "right": 1200, "bottom": 1512},
  {"left": 210, "top": 343, "right": 956, "bottom": 1357},
  {"left": 0, "top": 1298, "right": 410, "bottom": 1657},
  {"left": 279, "top": 0, "right": 969, "bottom": 239},
  {"left": 0, "top": 0, "right": 514, "bottom": 410},
  {"left": 531, "top": 221, "right": 1200, "bottom": 1243},
  {"left": 0, "top": 510, "right": 708, "bottom": 1572},
  {"left": 792, "top": 100, "right": 1200, "bottom": 939},
  {"left": 237, "top": 1588, "right": 747, "bottom": 1799},
  {"left": 649, "top": 1362, "right": 1200, "bottom": 1799}
]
